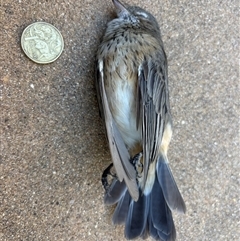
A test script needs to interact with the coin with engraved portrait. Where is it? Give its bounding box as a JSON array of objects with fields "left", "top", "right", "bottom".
[{"left": 21, "top": 22, "right": 64, "bottom": 64}]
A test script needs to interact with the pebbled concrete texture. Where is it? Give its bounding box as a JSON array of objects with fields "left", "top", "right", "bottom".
[{"left": 0, "top": 0, "right": 239, "bottom": 240}]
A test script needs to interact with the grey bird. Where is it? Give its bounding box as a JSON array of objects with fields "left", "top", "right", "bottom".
[{"left": 96, "top": 0, "right": 186, "bottom": 240}]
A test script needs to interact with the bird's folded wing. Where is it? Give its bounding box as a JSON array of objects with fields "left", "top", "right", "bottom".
[
  {"left": 137, "top": 49, "right": 170, "bottom": 190},
  {"left": 96, "top": 59, "right": 139, "bottom": 201}
]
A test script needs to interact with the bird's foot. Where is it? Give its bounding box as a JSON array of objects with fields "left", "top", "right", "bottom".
[
  {"left": 130, "top": 152, "right": 143, "bottom": 178},
  {"left": 101, "top": 163, "right": 117, "bottom": 191}
]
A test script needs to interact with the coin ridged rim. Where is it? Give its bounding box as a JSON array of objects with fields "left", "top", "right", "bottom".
[{"left": 21, "top": 22, "right": 64, "bottom": 64}]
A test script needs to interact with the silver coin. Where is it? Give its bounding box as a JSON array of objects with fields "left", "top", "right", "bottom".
[{"left": 21, "top": 22, "right": 64, "bottom": 64}]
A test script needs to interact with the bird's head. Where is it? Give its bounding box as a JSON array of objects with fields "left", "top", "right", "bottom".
[{"left": 111, "top": 0, "right": 160, "bottom": 36}]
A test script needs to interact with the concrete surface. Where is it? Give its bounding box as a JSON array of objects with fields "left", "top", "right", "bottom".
[{"left": 0, "top": 0, "right": 239, "bottom": 240}]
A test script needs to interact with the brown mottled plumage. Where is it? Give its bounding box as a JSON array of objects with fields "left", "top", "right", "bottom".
[{"left": 96, "top": 1, "right": 186, "bottom": 240}]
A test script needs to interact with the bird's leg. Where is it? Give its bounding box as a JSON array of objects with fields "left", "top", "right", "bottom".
[
  {"left": 102, "top": 152, "right": 143, "bottom": 191},
  {"left": 101, "top": 163, "right": 117, "bottom": 191},
  {"left": 130, "top": 152, "right": 143, "bottom": 179}
]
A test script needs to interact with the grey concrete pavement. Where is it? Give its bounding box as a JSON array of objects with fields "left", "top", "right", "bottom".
[{"left": 1, "top": 0, "right": 239, "bottom": 240}]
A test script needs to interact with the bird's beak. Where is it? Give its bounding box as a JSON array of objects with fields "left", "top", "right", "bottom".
[{"left": 112, "top": 0, "right": 129, "bottom": 17}]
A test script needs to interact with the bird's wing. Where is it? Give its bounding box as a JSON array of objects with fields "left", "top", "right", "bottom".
[
  {"left": 137, "top": 49, "right": 171, "bottom": 190},
  {"left": 96, "top": 59, "right": 139, "bottom": 201}
]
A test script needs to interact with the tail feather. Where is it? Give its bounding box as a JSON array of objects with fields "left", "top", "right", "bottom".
[
  {"left": 103, "top": 155, "right": 185, "bottom": 241},
  {"left": 125, "top": 193, "right": 149, "bottom": 239},
  {"left": 148, "top": 215, "right": 175, "bottom": 241},
  {"left": 157, "top": 155, "right": 186, "bottom": 213},
  {"left": 112, "top": 187, "right": 131, "bottom": 224},
  {"left": 148, "top": 217, "right": 161, "bottom": 240},
  {"left": 104, "top": 178, "right": 127, "bottom": 205},
  {"left": 150, "top": 174, "right": 176, "bottom": 241}
]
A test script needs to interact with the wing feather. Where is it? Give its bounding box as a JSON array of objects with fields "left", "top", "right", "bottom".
[
  {"left": 137, "top": 49, "right": 170, "bottom": 190},
  {"left": 96, "top": 59, "right": 139, "bottom": 201}
]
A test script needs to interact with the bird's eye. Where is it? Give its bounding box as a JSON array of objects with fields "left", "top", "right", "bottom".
[{"left": 135, "top": 11, "right": 149, "bottom": 19}]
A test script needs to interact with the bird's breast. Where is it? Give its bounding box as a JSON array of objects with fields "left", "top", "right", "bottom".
[{"left": 99, "top": 30, "right": 159, "bottom": 150}]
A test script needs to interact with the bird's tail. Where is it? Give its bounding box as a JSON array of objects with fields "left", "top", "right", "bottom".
[{"left": 103, "top": 154, "right": 186, "bottom": 241}]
